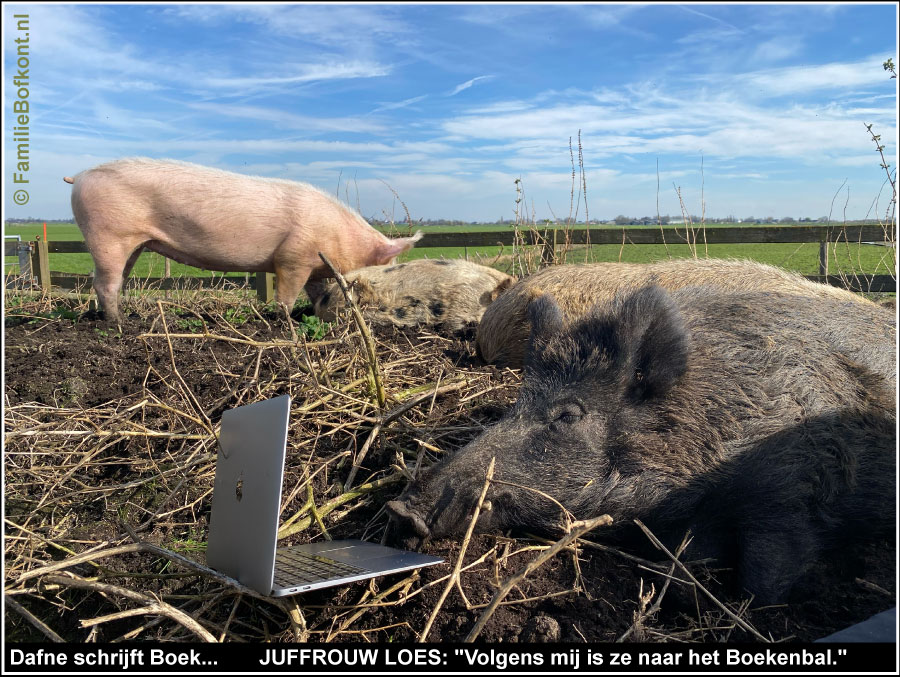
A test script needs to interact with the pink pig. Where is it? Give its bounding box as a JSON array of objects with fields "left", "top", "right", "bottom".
[{"left": 63, "top": 158, "right": 422, "bottom": 322}]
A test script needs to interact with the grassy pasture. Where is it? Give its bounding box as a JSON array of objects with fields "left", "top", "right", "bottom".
[
  {"left": 4, "top": 221, "right": 895, "bottom": 280},
  {"left": 4, "top": 223, "right": 247, "bottom": 279},
  {"left": 408, "top": 241, "right": 896, "bottom": 277}
]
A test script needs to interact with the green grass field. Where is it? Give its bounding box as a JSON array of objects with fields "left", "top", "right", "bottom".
[
  {"left": 4, "top": 221, "right": 895, "bottom": 279},
  {"left": 4, "top": 223, "right": 249, "bottom": 279}
]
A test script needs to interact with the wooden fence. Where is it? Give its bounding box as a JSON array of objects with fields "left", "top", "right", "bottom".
[{"left": 5, "top": 224, "right": 896, "bottom": 302}]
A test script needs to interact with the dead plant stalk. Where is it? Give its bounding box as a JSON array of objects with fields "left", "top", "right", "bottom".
[
  {"left": 418, "top": 458, "right": 496, "bottom": 642},
  {"left": 317, "top": 252, "right": 386, "bottom": 408},
  {"left": 634, "top": 519, "right": 769, "bottom": 642},
  {"left": 464, "top": 514, "right": 612, "bottom": 642}
]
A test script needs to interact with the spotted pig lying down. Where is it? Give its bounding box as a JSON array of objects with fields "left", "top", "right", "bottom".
[
  {"left": 388, "top": 284, "right": 896, "bottom": 604},
  {"left": 310, "top": 259, "right": 515, "bottom": 331}
]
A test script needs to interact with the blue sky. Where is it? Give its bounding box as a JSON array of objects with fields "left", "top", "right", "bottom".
[{"left": 2, "top": 2, "right": 897, "bottom": 222}]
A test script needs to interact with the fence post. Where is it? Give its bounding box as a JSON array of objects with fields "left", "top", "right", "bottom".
[
  {"left": 819, "top": 239, "right": 829, "bottom": 277},
  {"left": 30, "top": 237, "right": 51, "bottom": 291},
  {"left": 18, "top": 241, "right": 32, "bottom": 282},
  {"left": 540, "top": 228, "right": 555, "bottom": 266},
  {"left": 256, "top": 272, "right": 275, "bottom": 304}
]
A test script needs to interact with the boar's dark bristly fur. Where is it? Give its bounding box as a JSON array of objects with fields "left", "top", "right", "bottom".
[
  {"left": 387, "top": 284, "right": 896, "bottom": 604},
  {"left": 524, "top": 288, "right": 689, "bottom": 402}
]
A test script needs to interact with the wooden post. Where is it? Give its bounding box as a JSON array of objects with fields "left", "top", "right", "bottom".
[
  {"left": 31, "top": 237, "right": 51, "bottom": 291},
  {"left": 18, "top": 241, "right": 32, "bottom": 282},
  {"left": 256, "top": 272, "right": 275, "bottom": 304},
  {"left": 540, "top": 228, "right": 554, "bottom": 266},
  {"left": 819, "top": 240, "right": 828, "bottom": 277}
]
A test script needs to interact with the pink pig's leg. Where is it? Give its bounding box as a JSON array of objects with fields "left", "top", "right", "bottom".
[
  {"left": 273, "top": 261, "right": 314, "bottom": 342},
  {"left": 85, "top": 240, "right": 145, "bottom": 325}
]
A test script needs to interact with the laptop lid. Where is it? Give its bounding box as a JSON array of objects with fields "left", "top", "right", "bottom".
[{"left": 207, "top": 394, "right": 291, "bottom": 596}]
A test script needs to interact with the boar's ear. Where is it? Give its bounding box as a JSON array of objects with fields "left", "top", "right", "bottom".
[
  {"left": 617, "top": 285, "right": 688, "bottom": 400},
  {"left": 351, "top": 278, "right": 376, "bottom": 303},
  {"left": 489, "top": 276, "right": 515, "bottom": 302},
  {"left": 527, "top": 292, "right": 565, "bottom": 351}
]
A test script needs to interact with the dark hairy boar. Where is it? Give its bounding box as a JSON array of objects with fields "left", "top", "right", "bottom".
[
  {"left": 388, "top": 285, "right": 896, "bottom": 603},
  {"left": 64, "top": 158, "right": 422, "bottom": 322}
]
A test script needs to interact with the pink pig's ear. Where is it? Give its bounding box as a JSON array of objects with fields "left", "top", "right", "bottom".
[{"left": 373, "top": 230, "right": 423, "bottom": 265}]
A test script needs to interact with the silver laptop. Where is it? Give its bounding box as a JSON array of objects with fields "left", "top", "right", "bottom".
[{"left": 206, "top": 394, "right": 443, "bottom": 597}]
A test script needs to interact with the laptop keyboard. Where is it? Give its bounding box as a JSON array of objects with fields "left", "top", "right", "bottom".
[{"left": 274, "top": 548, "right": 368, "bottom": 588}]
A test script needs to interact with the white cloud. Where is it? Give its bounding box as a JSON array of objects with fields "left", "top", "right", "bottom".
[
  {"left": 462, "top": 100, "right": 534, "bottom": 114},
  {"left": 447, "top": 75, "right": 493, "bottom": 97},
  {"left": 439, "top": 57, "right": 895, "bottom": 167},
  {"left": 457, "top": 6, "right": 542, "bottom": 27},
  {"left": 675, "top": 5, "right": 743, "bottom": 33},
  {"left": 734, "top": 56, "right": 890, "bottom": 97},
  {"left": 829, "top": 154, "right": 887, "bottom": 168},
  {"left": 750, "top": 38, "right": 803, "bottom": 64},
  {"left": 443, "top": 104, "right": 616, "bottom": 139},
  {"left": 572, "top": 4, "right": 645, "bottom": 29},
  {"left": 7, "top": 4, "right": 179, "bottom": 84},
  {"left": 185, "top": 103, "right": 387, "bottom": 134},
  {"left": 33, "top": 133, "right": 401, "bottom": 159},
  {"left": 90, "top": 79, "right": 167, "bottom": 92},
  {"left": 202, "top": 61, "right": 390, "bottom": 90},
  {"left": 164, "top": 4, "right": 409, "bottom": 45},
  {"left": 370, "top": 95, "right": 428, "bottom": 113}
]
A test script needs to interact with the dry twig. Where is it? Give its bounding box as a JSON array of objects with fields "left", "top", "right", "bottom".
[
  {"left": 634, "top": 519, "right": 770, "bottom": 643},
  {"left": 419, "top": 458, "right": 496, "bottom": 642},
  {"left": 464, "top": 514, "right": 612, "bottom": 642}
]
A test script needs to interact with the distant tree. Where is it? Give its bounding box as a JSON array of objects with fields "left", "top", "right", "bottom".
[
  {"left": 614, "top": 215, "right": 632, "bottom": 226},
  {"left": 779, "top": 216, "right": 796, "bottom": 224}
]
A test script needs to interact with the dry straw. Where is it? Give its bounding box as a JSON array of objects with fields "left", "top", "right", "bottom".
[{"left": 5, "top": 285, "right": 778, "bottom": 642}]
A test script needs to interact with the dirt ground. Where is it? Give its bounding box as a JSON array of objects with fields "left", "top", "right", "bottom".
[{"left": 3, "top": 294, "right": 896, "bottom": 643}]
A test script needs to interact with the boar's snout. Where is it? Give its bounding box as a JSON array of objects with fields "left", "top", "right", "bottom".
[{"left": 386, "top": 500, "right": 432, "bottom": 550}]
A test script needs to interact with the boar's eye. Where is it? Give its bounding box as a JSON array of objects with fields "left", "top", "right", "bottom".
[{"left": 550, "top": 403, "right": 585, "bottom": 427}]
